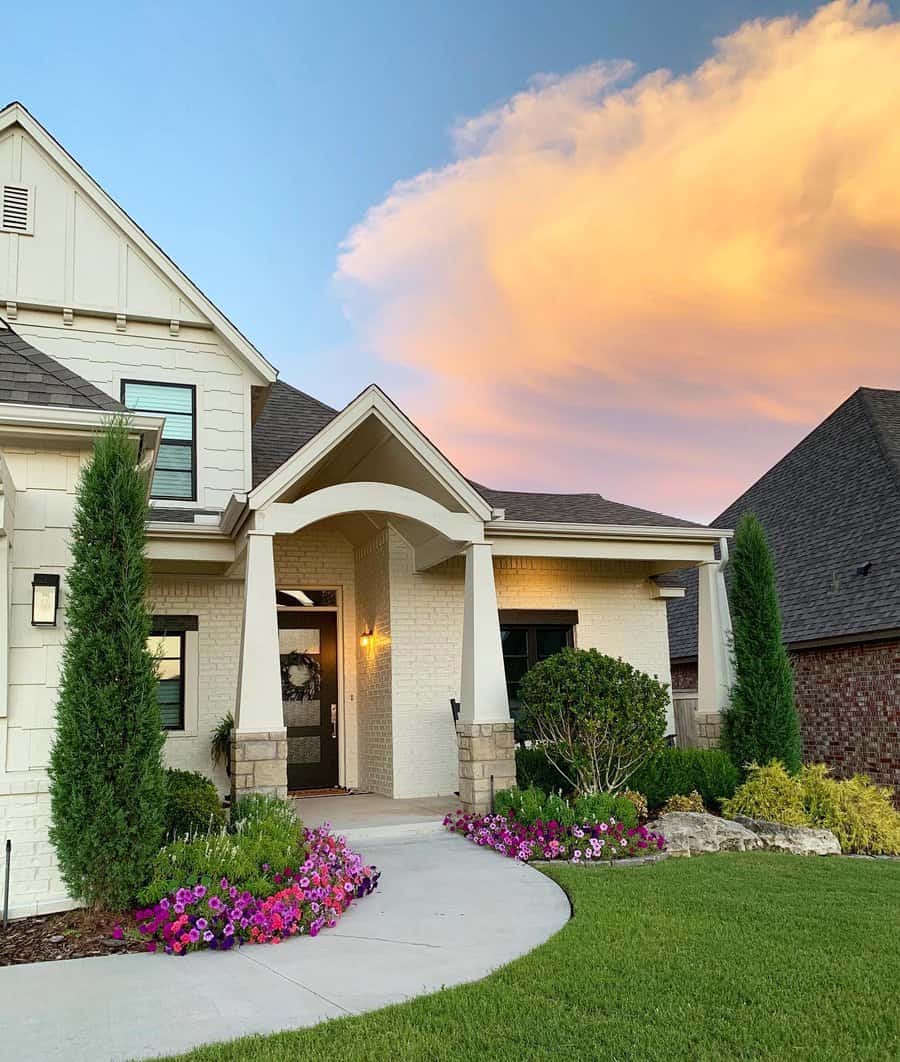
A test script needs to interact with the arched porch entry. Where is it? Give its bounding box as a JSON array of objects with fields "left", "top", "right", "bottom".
[{"left": 231, "top": 481, "right": 514, "bottom": 810}]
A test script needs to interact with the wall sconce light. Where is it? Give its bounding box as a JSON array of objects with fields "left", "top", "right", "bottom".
[
  {"left": 31, "top": 573, "right": 60, "bottom": 627},
  {"left": 359, "top": 627, "right": 373, "bottom": 649}
]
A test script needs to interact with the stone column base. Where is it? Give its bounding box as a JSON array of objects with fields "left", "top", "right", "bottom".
[
  {"left": 231, "top": 729, "right": 288, "bottom": 802},
  {"left": 695, "top": 713, "right": 722, "bottom": 749},
  {"left": 456, "top": 721, "right": 517, "bottom": 815}
]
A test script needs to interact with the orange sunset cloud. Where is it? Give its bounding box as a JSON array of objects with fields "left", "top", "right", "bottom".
[{"left": 337, "top": 0, "right": 900, "bottom": 520}]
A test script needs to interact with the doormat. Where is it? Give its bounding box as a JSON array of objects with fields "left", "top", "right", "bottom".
[{"left": 291, "top": 787, "right": 349, "bottom": 799}]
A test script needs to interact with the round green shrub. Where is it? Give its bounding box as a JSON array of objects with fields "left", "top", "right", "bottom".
[
  {"left": 164, "top": 769, "right": 225, "bottom": 839},
  {"left": 518, "top": 648, "right": 668, "bottom": 795}
]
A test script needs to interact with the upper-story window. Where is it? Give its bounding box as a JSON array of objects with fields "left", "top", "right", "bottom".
[{"left": 122, "top": 381, "right": 196, "bottom": 500}]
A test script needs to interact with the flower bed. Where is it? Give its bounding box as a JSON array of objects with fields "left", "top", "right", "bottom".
[
  {"left": 443, "top": 810, "right": 666, "bottom": 862},
  {"left": 134, "top": 825, "right": 379, "bottom": 955}
]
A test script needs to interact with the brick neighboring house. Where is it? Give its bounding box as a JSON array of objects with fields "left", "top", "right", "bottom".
[{"left": 668, "top": 387, "right": 900, "bottom": 791}]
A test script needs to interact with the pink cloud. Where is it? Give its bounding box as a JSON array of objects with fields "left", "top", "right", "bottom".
[{"left": 337, "top": 1, "right": 900, "bottom": 521}]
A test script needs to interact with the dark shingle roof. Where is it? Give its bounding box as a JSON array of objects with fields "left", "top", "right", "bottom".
[
  {"left": 0, "top": 321, "right": 122, "bottom": 411},
  {"left": 251, "top": 380, "right": 337, "bottom": 487},
  {"left": 473, "top": 484, "right": 702, "bottom": 528},
  {"left": 250, "top": 378, "right": 707, "bottom": 529},
  {"left": 668, "top": 387, "right": 900, "bottom": 657}
]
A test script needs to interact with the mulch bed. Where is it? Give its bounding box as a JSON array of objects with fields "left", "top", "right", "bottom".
[{"left": 0, "top": 908, "right": 144, "bottom": 966}]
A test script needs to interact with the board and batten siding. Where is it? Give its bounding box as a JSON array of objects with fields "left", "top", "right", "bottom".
[{"left": 0, "top": 121, "right": 265, "bottom": 507}]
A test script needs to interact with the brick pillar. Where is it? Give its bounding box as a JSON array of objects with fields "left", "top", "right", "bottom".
[
  {"left": 456, "top": 721, "right": 517, "bottom": 815},
  {"left": 231, "top": 730, "right": 288, "bottom": 802}
]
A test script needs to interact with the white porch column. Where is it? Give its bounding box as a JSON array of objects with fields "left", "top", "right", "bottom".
[
  {"left": 233, "top": 531, "right": 287, "bottom": 798},
  {"left": 457, "top": 542, "right": 515, "bottom": 814},
  {"left": 696, "top": 558, "right": 733, "bottom": 743},
  {"left": 459, "top": 542, "right": 510, "bottom": 723}
]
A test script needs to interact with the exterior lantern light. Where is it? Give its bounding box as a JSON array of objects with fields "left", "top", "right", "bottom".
[
  {"left": 31, "top": 573, "right": 60, "bottom": 627},
  {"left": 359, "top": 627, "right": 373, "bottom": 649}
]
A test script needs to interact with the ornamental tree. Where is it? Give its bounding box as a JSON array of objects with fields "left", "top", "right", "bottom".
[
  {"left": 49, "top": 418, "right": 165, "bottom": 910},
  {"left": 518, "top": 648, "right": 669, "bottom": 795},
  {"left": 722, "top": 513, "right": 802, "bottom": 773}
]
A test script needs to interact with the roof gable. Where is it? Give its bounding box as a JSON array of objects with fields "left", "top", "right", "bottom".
[
  {"left": 0, "top": 102, "right": 275, "bottom": 383},
  {"left": 668, "top": 388, "right": 900, "bottom": 655},
  {"left": 0, "top": 319, "right": 122, "bottom": 411},
  {"left": 249, "top": 384, "right": 494, "bottom": 521}
]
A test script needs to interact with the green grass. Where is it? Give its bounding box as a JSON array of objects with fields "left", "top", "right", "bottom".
[{"left": 159, "top": 854, "right": 900, "bottom": 1062}]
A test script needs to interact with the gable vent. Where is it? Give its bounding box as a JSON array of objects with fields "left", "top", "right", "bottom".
[{"left": 1, "top": 184, "right": 34, "bottom": 235}]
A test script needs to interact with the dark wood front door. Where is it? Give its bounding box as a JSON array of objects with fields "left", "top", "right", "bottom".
[{"left": 277, "top": 611, "right": 339, "bottom": 790}]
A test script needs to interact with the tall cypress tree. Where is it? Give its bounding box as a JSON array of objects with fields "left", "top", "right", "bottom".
[
  {"left": 722, "top": 513, "right": 802, "bottom": 773},
  {"left": 49, "top": 418, "right": 165, "bottom": 910}
]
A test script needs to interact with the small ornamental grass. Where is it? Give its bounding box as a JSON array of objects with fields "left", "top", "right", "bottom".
[
  {"left": 133, "top": 825, "right": 379, "bottom": 955},
  {"left": 444, "top": 810, "right": 665, "bottom": 863}
]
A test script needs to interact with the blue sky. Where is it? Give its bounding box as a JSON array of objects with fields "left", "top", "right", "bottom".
[
  {"left": 6, "top": 2, "right": 900, "bottom": 519},
  {"left": 4, "top": 1, "right": 826, "bottom": 404}
]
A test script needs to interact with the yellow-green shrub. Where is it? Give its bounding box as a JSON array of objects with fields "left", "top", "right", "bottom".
[
  {"left": 661, "top": 790, "right": 705, "bottom": 814},
  {"left": 799, "top": 765, "right": 900, "bottom": 856},
  {"left": 721, "top": 762, "right": 807, "bottom": 825},
  {"left": 723, "top": 761, "right": 900, "bottom": 854}
]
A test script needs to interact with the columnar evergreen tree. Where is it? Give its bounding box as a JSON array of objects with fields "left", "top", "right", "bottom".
[
  {"left": 49, "top": 418, "right": 165, "bottom": 909},
  {"left": 722, "top": 513, "right": 802, "bottom": 773}
]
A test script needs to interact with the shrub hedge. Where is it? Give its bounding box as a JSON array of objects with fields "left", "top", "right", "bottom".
[
  {"left": 515, "top": 747, "right": 571, "bottom": 793},
  {"left": 140, "top": 795, "right": 305, "bottom": 905},
  {"left": 494, "top": 786, "right": 638, "bottom": 829},
  {"left": 629, "top": 747, "right": 740, "bottom": 812},
  {"left": 164, "top": 769, "right": 226, "bottom": 839}
]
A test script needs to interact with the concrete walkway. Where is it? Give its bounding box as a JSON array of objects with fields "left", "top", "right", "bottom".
[{"left": 0, "top": 832, "right": 570, "bottom": 1062}]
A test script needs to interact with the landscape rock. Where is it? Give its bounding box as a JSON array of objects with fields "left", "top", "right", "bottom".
[
  {"left": 733, "top": 816, "right": 841, "bottom": 856},
  {"left": 647, "top": 812, "right": 762, "bottom": 855}
]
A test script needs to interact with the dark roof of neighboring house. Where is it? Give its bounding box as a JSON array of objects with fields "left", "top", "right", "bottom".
[
  {"left": 668, "top": 387, "right": 900, "bottom": 658},
  {"left": 472, "top": 484, "right": 702, "bottom": 528},
  {"left": 251, "top": 380, "right": 338, "bottom": 486},
  {"left": 0, "top": 320, "right": 122, "bottom": 411}
]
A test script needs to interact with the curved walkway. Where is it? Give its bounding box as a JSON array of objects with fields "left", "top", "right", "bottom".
[{"left": 0, "top": 832, "right": 570, "bottom": 1062}]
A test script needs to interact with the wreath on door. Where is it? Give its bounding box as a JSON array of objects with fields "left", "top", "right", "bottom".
[{"left": 280, "top": 651, "right": 322, "bottom": 701}]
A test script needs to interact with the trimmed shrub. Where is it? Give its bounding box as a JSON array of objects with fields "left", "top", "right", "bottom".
[
  {"left": 518, "top": 648, "right": 668, "bottom": 794},
  {"left": 721, "top": 761, "right": 806, "bottom": 824},
  {"left": 573, "top": 792, "right": 638, "bottom": 829},
  {"left": 515, "top": 746, "right": 570, "bottom": 793},
  {"left": 724, "top": 762, "right": 900, "bottom": 855},
  {"left": 140, "top": 795, "right": 305, "bottom": 905},
  {"left": 49, "top": 418, "right": 166, "bottom": 910},
  {"left": 494, "top": 787, "right": 637, "bottom": 829},
  {"left": 723, "top": 514, "right": 802, "bottom": 773},
  {"left": 495, "top": 787, "right": 575, "bottom": 827},
  {"left": 622, "top": 789, "right": 649, "bottom": 823},
  {"left": 660, "top": 791, "right": 706, "bottom": 814},
  {"left": 164, "top": 769, "right": 225, "bottom": 839},
  {"left": 630, "top": 747, "right": 740, "bottom": 812}
]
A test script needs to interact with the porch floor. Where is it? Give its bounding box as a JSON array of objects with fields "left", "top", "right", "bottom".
[{"left": 292, "top": 792, "right": 458, "bottom": 842}]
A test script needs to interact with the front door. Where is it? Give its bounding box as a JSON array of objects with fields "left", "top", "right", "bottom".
[{"left": 277, "top": 612, "right": 339, "bottom": 790}]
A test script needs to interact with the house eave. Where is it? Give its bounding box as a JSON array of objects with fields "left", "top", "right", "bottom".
[{"left": 485, "top": 519, "right": 733, "bottom": 544}]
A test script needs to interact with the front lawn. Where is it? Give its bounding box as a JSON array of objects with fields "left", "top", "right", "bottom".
[{"left": 158, "top": 853, "right": 900, "bottom": 1061}]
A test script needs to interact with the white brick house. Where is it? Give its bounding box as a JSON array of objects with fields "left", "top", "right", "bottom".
[{"left": 0, "top": 103, "right": 732, "bottom": 917}]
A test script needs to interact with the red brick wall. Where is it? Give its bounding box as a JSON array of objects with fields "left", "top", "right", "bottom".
[
  {"left": 670, "top": 641, "right": 899, "bottom": 792},
  {"left": 792, "top": 640, "right": 899, "bottom": 791}
]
